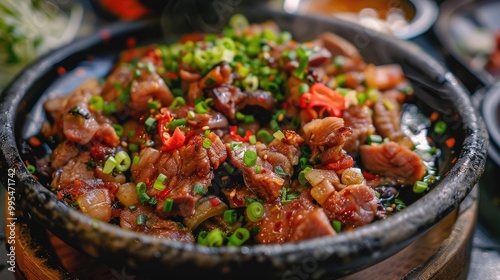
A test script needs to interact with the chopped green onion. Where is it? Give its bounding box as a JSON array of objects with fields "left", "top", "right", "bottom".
[
  {"left": 256, "top": 129, "right": 274, "bottom": 144},
  {"left": 89, "top": 96, "right": 104, "bottom": 111},
  {"left": 249, "top": 135, "right": 257, "bottom": 145},
  {"left": 230, "top": 141, "right": 242, "bottom": 150},
  {"left": 128, "top": 131, "right": 135, "bottom": 138},
  {"left": 336, "top": 74, "right": 346, "bottom": 87},
  {"left": 229, "top": 14, "right": 249, "bottom": 32},
  {"left": 334, "top": 56, "right": 345, "bottom": 69},
  {"left": 298, "top": 83, "right": 310, "bottom": 96},
  {"left": 136, "top": 213, "right": 147, "bottom": 226},
  {"left": 367, "top": 88, "right": 380, "bottom": 102},
  {"left": 135, "top": 182, "right": 149, "bottom": 205},
  {"left": 146, "top": 61, "right": 155, "bottom": 73},
  {"left": 204, "top": 129, "right": 211, "bottom": 137},
  {"left": 246, "top": 201, "right": 264, "bottom": 222},
  {"left": 223, "top": 210, "right": 237, "bottom": 224},
  {"left": 434, "top": 120, "right": 447, "bottom": 135},
  {"left": 332, "top": 220, "right": 342, "bottom": 233},
  {"left": 244, "top": 115, "right": 255, "bottom": 124},
  {"left": 27, "top": 164, "right": 36, "bottom": 174},
  {"left": 112, "top": 124, "right": 124, "bottom": 137},
  {"left": 203, "top": 138, "right": 213, "bottom": 149},
  {"left": 182, "top": 52, "right": 193, "bottom": 64},
  {"left": 145, "top": 140, "right": 155, "bottom": 147},
  {"left": 144, "top": 117, "right": 156, "bottom": 133},
  {"left": 115, "top": 151, "right": 131, "bottom": 172},
  {"left": 298, "top": 166, "right": 313, "bottom": 186},
  {"left": 356, "top": 93, "right": 367, "bottom": 104},
  {"left": 103, "top": 156, "right": 117, "bottom": 174},
  {"left": 128, "top": 205, "right": 137, "bottom": 211},
  {"left": 274, "top": 166, "right": 288, "bottom": 177},
  {"left": 227, "top": 228, "right": 250, "bottom": 247},
  {"left": 367, "top": 134, "right": 383, "bottom": 144},
  {"left": 383, "top": 99, "right": 395, "bottom": 111},
  {"left": 103, "top": 101, "right": 117, "bottom": 115},
  {"left": 163, "top": 198, "right": 174, "bottom": 212},
  {"left": 154, "top": 173, "right": 168, "bottom": 191},
  {"left": 195, "top": 101, "right": 210, "bottom": 114},
  {"left": 170, "top": 96, "right": 186, "bottom": 109},
  {"left": 193, "top": 184, "right": 207, "bottom": 195},
  {"left": 205, "top": 77, "right": 216, "bottom": 86},
  {"left": 243, "top": 150, "right": 257, "bottom": 167},
  {"left": 168, "top": 118, "right": 187, "bottom": 130},
  {"left": 128, "top": 143, "right": 139, "bottom": 152},
  {"left": 194, "top": 49, "right": 209, "bottom": 69},
  {"left": 255, "top": 165, "right": 261, "bottom": 174},
  {"left": 206, "top": 228, "right": 225, "bottom": 247},
  {"left": 187, "top": 110, "right": 196, "bottom": 119},
  {"left": 242, "top": 75, "right": 259, "bottom": 92},
  {"left": 273, "top": 130, "right": 285, "bottom": 141},
  {"left": 133, "top": 155, "right": 140, "bottom": 165},
  {"left": 413, "top": 181, "right": 428, "bottom": 194},
  {"left": 197, "top": 231, "right": 208, "bottom": 245}
]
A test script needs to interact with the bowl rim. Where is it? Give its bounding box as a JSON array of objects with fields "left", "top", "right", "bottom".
[{"left": 0, "top": 9, "right": 489, "bottom": 274}]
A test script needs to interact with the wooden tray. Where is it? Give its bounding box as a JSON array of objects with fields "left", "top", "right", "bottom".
[{"left": 10, "top": 187, "right": 478, "bottom": 280}]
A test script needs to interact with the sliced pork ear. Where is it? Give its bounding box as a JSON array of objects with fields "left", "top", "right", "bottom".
[
  {"left": 207, "top": 85, "right": 247, "bottom": 121},
  {"left": 120, "top": 206, "right": 195, "bottom": 243},
  {"left": 129, "top": 68, "right": 173, "bottom": 114},
  {"left": 302, "top": 117, "right": 350, "bottom": 147},
  {"left": 359, "top": 142, "right": 426, "bottom": 185},
  {"left": 322, "top": 183, "right": 379, "bottom": 230},
  {"left": 50, "top": 140, "right": 79, "bottom": 169},
  {"left": 288, "top": 208, "right": 336, "bottom": 242},
  {"left": 54, "top": 152, "right": 95, "bottom": 189},
  {"left": 343, "top": 105, "right": 375, "bottom": 156},
  {"left": 226, "top": 143, "right": 285, "bottom": 202},
  {"left": 372, "top": 90, "right": 408, "bottom": 143}
]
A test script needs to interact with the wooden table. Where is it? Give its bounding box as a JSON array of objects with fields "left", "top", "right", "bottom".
[{"left": 10, "top": 187, "right": 478, "bottom": 280}]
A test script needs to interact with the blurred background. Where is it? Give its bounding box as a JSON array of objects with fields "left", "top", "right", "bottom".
[{"left": 1, "top": 0, "right": 499, "bottom": 279}]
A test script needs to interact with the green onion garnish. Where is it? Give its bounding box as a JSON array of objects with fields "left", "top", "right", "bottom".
[
  {"left": 249, "top": 135, "right": 257, "bottom": 145},
  {"left": 434, "top": 120, "right": 447, "bottom": 135},
  {"left": 332, "top": 220, "right": 342, "bottom": 233},
  {"left": 136, "top": 213, "right": 147, "bottom": 226},
  {"left": 298, "top": 166, "right": 313, "bottom": 186},
  {"left": 298, "top": 83, "right": 310, "bottom": 96},
  {"left": 195, "top": 100, "right": 210, "bottom": 114},
  {"left": 135, "top": 182, "right": 150, "bottom": 205},
  {"left": 133, "top": 155, "right": 140, "bottom": 165},
  {"left": 255, "top": 165, "right": 261, "bottom": 174},
  {"left": 128, "top": 143, "right": 139, "bottom": 152},
  {"left": 203, "top": 138, "right": 213, "bottom": 149},
  {"left": 168, "top": 118, "right": 187, "bottom": 130},
  {"left": 27, "top": 164, "right": 36, "bottom": 174},
  {"left": 170, "top": 96, "right": 186, "bottom": 109},
  {"left": 256, "top": 129, "right": 274, "bottom": 144},
  {"left": 103, "top": 101, "right": 117, "bottom": 115},
  {"left": 114, "top": 151, "right": 131, "bottom": 172},
  {"left": 102, "top": 156, "right": 117, "bottom": 174},
  {"left": 274, "top": 166, "right": 288, "bottom": 177},
  {"left": 243, "top": 150, "right": 257, "bottom": 167},
  {"left": 273, "top": 130, "right": 285, "bottom": 141},
  {"left": 163, "top": 198, "right": 174, "bottom": 212},
  {"left": 89, "top": 96, "right": 104, "bottom": 111},
  {"left": 223, "top": 209, "right": 237, "bottom": 224},
  {"left": 193, "top": 184, "right": 207, "bottom": 195},
  {"left": 246, "top": 201, "right": 264, "bottom": 222},
  {"left": 367, "top": 134, "right": 383, "bottom": 144},
  {"left": 144, "top": 117, "right": 156, "bottom": 134},
  {"left": 112, "top": 124, "right": 124, "bottom": 137},
  {"left": 413, "top": 181, "right": 428, "bottom": 194},
  {"left": 206, "top": 228, "right": 225, "bottom": 247},
  {"left": 227, "top": 228, "right": 250, "bottom": 247},
  {"left": 154, "top": 173, "right": 168, "bottom": 191},
  {"left": 148, "top": 100, "right": 160, "bottom": 110},
  {"left": 128, "top": 205, "right": 136, "bottom": 211}
]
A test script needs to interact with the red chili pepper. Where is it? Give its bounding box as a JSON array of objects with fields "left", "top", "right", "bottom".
[
  {"left": 57, "top": 191, "right": 63, "bottom": 200},
  {"left": 300, "top": 83, "right": 345, "bottom": 119},
  {"left": 157, "top": 114, "right": 185, "bottom": 151},
  {"left": 157, "top": 188, "right": 171, "bottom": 200},
  {"left": 362, "top": 170, "right": 377, "bottom": 181},
  {"left": 229, "top": 126, "right": 253, "bottom": 142},
  {"left": 210, "top": 197, "right": 221, "bottom": 207}
]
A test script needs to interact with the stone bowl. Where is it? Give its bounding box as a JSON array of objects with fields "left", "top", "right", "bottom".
[{"left": 0, "top": 7, "right": 488, "bottom": 279}]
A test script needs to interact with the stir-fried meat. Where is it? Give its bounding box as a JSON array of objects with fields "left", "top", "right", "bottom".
[
  {"left": 359, "top": 142, "right": 426, "bottom": 185},
  {"left": 304, "top": 168, "right": 343, "bottom": 205},
  {"left": 245, "top": 90, "right": 276, "bottom": 110},
  {"left": 322, "top": 183, "right": 379, "bottom": 230},
  {"left": 208, "top": 85, "right": 247, "bottom": 121},
  {"left": 55, "top": 152, "right": 95, "bottom": 189},
  {"left": 131, "top": 133, "right": 227, "bottom": 217},
  {"left": 120, "top": 206, "right": 195, "bottom": 243},
  {"left": 255, "top": 131, "right": 303, "bottom": 176},
  {"left": 249, "top": 189, "right": 334, "bottom": 244},
  {"left": 101, "top": 65, "right": 133, "bottom": 101},
  {"left": 129, "top": 67, "right": 174, "bottom": 114},
  {"left": 227, "top": 143, "right": 285, "bottom": 202},
  {"left": 364, "top": 64, "right": 405, "bottom": 90},
  {"left": 50, "top": 140, "right": 79, "bottom": 169},
  {"left": 373, "top": 90, "right": 405, "bottom": 142},
  {"left": 221, "top": 182, "right": 258, "bottom": 208},
  {"left": 318, "top": 32, "right": 364, "bottom": 75},
  {"left": 343, "top": 105, "right": 375, "bottom": 156},
  {"left": 302, "top": 117, "right": 353, "bottom": 166}
]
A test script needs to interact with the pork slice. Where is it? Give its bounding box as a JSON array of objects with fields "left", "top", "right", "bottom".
[
  {"left": 372, "top": 90, "right": 405, "bottom": 142},
  {"left": 359, "top": 142, "right": 426, "bottom": 185},
  {"left": 120, "top": 206, "right": 195, "bottom": 243},
  {"left": 343, "top": 105, "right": 375, "bottom": 156},
  {"left": 50, "top": 140, "right": 79, "bottom": 169},
  {"left": 322, "top": 184, "right": 379, "bottom": 229},
  {"left": 208, "top": 85, "right": 247, "bottom": 121},
  {"left": 227, "top": 143, "right": 285, "bottom": 202},
  {"left": 56, "top": 152, "right": 95, "bottom": 189},
  {"left": 129, "top": 65, "right": 173, "bottom": 114},
  {"left": 302, "top": 117, "right": 350, "bottom": 147},
  {"left": 288, "top": 208, "right": 336, "bottom": 242}
]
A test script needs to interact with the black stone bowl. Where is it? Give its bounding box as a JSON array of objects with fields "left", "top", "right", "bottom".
[{"left": 0, "top": 7, "right": 489, "bottom": 279}]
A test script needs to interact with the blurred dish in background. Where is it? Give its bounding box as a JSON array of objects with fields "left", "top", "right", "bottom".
[
  {"left": 0, "top": 0, "right": 85, "bottom": 91},
  {"left": 435, "top": 0, "right": 500, "bottom": 84},
  {"left": 283, "top": 0, "right": 438, "bottom": 39}
]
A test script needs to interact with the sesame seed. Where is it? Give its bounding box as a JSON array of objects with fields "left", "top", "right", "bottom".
[
  {"left": 121, "top": 141, "right": 128, "bottom": 147},
  {"left": 278, "top": 113, "right": 284, "bottom": 122},
  {"left": 264, "top": 154, "right": 268, "bottom": 160},
  {"left": 221, "top": 176, "right": 229, "bottom": 181},
  {"left": 202, "top": 126, "right": 209, "bottom": 130},
  {"left": 386, "top": 207, "right": 394, "bottom": 212}
]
